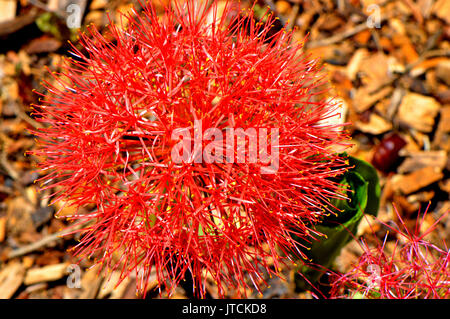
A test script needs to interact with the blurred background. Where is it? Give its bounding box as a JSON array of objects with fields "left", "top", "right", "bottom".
[{"left": 0, "top": 0, "right": 448, "bottom": 299}]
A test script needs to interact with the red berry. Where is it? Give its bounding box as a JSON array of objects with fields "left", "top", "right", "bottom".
[{"left": 371, "top": 133, "right": 406, "bottom": 172}]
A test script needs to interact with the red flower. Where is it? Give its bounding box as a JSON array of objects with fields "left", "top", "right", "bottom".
[
  {"left": 329, "top": 205, "right": 450, "bottom": 299},
  {"left": 32, "top": 0, "right": 349, "bottom": 297}
]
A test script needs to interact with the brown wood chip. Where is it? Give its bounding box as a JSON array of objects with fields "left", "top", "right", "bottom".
[
  {"left": 0, "top": 261, "right": 25, "bottom": 298},
  {"left": 397, "top": 92, "right": 441, "bottom": 132},
  {"left": 398, "top": 150, "right": 448, "bottom": 173},
  {"left": 391, "top": 166, "right": 444, "bottom": 195},
  {"left": 24, "top": 263, "right": 70, "bottom": 286}
]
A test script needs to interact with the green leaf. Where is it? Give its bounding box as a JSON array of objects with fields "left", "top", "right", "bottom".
[
  {"left": 36, "top": 13, "right": 62, "bottom": 39},
  {"left": 294, "top": 155, "right": 380, "bottom": 291},
  {"left": 323, "top": 170, "right": 368, "bottom": 226},
  {"left": 347, "top": 156, "right": 380, "bottom": 216},
  {"left": 35, "top": 12, "right": 76, "bottom": 42}
]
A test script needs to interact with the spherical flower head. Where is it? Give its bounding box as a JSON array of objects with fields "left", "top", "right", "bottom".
[{"left": 32, "top": 0, "right": 349, "bottom": 297}]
